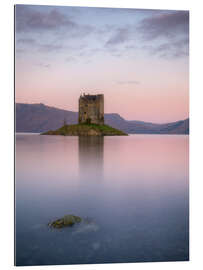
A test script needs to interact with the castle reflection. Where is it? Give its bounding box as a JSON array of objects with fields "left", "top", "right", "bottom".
[{"left": 78, "top": 136, "right": 104, "bottom": 179}]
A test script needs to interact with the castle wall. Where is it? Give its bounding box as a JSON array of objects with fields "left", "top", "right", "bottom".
[{"left": 79, "top": 94, "right": 104, "bottom": 125}]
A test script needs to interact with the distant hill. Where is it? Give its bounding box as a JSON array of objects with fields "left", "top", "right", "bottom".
[{"left": 15, "top": 103, "right": 189, "bottom": 134}]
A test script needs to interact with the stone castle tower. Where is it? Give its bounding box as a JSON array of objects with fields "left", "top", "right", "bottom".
[{"left": 78, "top": 94, "right": 104, "bottom": 125}]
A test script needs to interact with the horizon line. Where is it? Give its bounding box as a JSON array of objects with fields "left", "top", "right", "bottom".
[{"left": 15, "top": 101, "right": 189, "bottom": 125}]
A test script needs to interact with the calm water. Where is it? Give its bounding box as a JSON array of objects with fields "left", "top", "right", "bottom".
[{"left": 15, "top": 134, "right": 189, "bottom": 266}]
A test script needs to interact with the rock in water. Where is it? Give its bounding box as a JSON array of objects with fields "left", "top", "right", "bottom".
[{"left": 49, "top": 215, "right": 82, "bottom": 228}]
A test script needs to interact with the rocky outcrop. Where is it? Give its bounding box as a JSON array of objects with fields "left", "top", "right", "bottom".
[{"left": 48, "top": 215, "right": 82, "bottom": 229}]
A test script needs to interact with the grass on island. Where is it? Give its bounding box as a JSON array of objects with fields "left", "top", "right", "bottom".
[{"left": 41, "top": 123, "right": 128, "bottom": 136}]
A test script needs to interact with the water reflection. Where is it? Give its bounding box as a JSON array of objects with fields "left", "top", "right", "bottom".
[
  {"left": 78, "top": 136, "right": 104, "bottom": 180},
  {"left": 15, "top": 134, "right": 189, "bottom": 266}
]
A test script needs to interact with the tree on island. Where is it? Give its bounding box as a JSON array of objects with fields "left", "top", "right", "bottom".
[{"left": 63, "top": 118, "right": 68, "bottom": 127}]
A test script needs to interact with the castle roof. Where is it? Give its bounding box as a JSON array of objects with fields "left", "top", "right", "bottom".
[{"left": 80, "top": 94, "right": 103, "bottom": 101}]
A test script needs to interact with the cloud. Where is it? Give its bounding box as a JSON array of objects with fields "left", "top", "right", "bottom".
[
  {"left": 15, "top": 5, "right": 77, "bottom": 33},
  {"left": 105, "top": 10, "right": 189, "bottom": 59},
  {"left": 16, "top": 48, "right": 26, "bottom": 54},
  {"left": 138, "top": 11, "right": 189, "bottom": 58},
  {"left": 138, "top": 10, "right": 189, "bottom": 40},
  {"left": 148, "top": 37, "right": 189, "bottom": 58},
  {"left": 38, "top": 43, "right": 63, "bottom": 52},
  {"left": 16, "top": 38, "right": 64, "bottom": 53},
  {"left": 17, "top": 38, "right": 36, "bottom": 44},
  {"left": 106, "top": 28, "right": 130, "bottom": 46},
  {"left": 36, "top": 62, "right": 51, "bottom": 68},
  {"left": 65, "top": 56, "right": 76, "bottom": 62},
  {"left": 15, "top": 6, "right": 189, "bottom": 60},
  {"left": 117, "top": 80, "right": 140, "bottom": 85},
  {"left": 15, "top": 5, "right": 94, "bottom": 55}
]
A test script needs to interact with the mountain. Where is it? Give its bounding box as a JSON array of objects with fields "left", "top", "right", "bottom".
[{"left": 15, "top": 103, "right": 189, "bottom": 134}]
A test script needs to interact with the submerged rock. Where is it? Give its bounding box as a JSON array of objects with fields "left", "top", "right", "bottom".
[
  {"left": 73, "top": 222, "right": 99, "bottom": 235},
  {"left": 49, "top": 215, "right": 82, "bottom": 229}
]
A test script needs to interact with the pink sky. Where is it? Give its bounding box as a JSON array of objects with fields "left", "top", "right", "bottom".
[{"left": 15, "top": 5, "right": 189, "bottom": 123}]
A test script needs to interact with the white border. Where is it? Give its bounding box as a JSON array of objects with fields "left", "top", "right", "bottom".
[{"left": 1, "top": 0, "right": 203, "bottom": 270}]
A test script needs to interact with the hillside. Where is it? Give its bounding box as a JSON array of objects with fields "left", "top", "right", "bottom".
[{"left": 16, "top": 103, "right": 189, "bottom": 134}]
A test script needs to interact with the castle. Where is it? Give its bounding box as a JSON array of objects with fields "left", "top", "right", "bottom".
[{"left": 78, "top": 94, "right": 104, "bottom": 125}]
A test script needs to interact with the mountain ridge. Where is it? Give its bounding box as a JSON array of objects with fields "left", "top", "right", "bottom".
[{"left": 15, "top": 103, "right": 189, "bottom": 134}]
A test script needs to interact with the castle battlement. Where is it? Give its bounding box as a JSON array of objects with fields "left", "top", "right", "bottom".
[{"left": 78, "top": 93, "right": 104, "bottom": 125}]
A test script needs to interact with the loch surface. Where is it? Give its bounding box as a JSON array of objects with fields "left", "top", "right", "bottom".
[{"left": 15, "top": 134, "right": 189, "bottom": 266}]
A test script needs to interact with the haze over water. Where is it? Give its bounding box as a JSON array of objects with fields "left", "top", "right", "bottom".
[{"left": 15, "top": 134, "right": 189, "bottom": 266}]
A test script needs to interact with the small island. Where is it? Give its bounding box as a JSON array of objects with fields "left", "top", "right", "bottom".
[
  {"left": 41, "top": 94, "right": 128, "bottom": 136},
  {"left": 41, "top": 123, "right": 127, "bottom": 136}
]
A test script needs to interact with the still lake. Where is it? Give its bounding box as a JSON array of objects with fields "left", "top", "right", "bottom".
[{"left": 15, "top": 134, "right": 189, "bottom": 266}]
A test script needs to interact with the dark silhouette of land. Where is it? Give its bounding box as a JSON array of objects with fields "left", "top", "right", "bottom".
[{"left": 16, "top": 103, "right": 189, "bottom": 134}]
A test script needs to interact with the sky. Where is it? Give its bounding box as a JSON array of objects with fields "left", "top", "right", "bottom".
[{"left": 15, "top": 5, "right": 189, "bottom": 123}]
